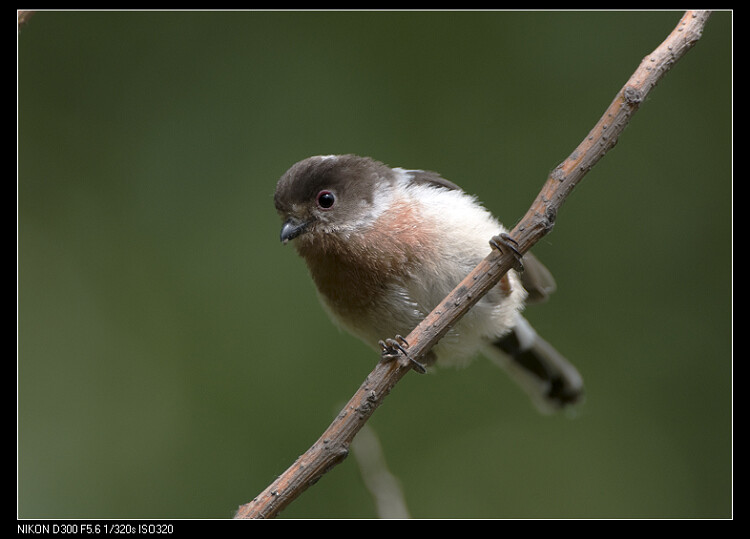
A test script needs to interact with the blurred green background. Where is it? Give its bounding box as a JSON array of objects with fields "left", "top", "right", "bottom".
[{"left": 18, "top": 11, "right": 731, "bottom": 519}]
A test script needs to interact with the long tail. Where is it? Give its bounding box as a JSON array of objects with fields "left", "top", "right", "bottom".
[{"left": 482, "top": 316, "right": 584, "bottom": 413}]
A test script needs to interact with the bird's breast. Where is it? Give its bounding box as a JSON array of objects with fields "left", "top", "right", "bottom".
[{"left": 297, "top": 200, "right": 435, "bottom": 331}]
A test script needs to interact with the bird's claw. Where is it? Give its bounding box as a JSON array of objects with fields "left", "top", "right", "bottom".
[
  {"left": 379, "top": 335, "right": 426, "bottom": 374},
  {"left": 490, "top": 233, "right": 524, "bottom": 272}
]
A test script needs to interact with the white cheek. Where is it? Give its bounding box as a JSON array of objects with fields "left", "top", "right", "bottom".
[{"left": 334, "top": 182, "right": 392, "bottom": 236}]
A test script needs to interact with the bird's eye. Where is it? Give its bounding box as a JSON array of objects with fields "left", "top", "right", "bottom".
[{"left": 316, "top": 190, "right": 335, "bottom": 210}]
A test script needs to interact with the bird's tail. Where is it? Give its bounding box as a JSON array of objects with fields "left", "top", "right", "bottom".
[{"left": 482, "top": 316, "right": 584, "bottom": 414}]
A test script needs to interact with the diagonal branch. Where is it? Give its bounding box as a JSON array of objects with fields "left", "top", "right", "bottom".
[{"left": 234, "top": 10, "right": 712, "bottom": 519}]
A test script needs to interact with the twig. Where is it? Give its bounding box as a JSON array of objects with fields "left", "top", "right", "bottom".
[
  {"left": 351, "top": 424, "right": 411, "bottom": 519},
  {"left": 234, "top": 10, "right": 712, "bottom": 519}
]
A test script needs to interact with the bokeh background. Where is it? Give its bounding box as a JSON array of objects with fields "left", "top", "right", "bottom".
[{"left": 18, "top": 11, "right": 731, "bottom": 519}]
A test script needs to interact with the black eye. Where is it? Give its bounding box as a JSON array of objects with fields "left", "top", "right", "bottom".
[{"left": 316, "top": 190, "right": 335, "bottom": 210}]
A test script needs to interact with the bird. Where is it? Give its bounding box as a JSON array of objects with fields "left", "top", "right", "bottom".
[{"left": 274, "top": 154, "right": 583, "bottom": 413}]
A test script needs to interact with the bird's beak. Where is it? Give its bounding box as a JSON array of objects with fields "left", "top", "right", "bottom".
[{"left": 280, "top": 217, "right": 308, "bottom": 244}]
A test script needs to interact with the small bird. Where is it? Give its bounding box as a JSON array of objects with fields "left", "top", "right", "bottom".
[{"left": 274, "top": 154, "right": 583, "bottom": 412}]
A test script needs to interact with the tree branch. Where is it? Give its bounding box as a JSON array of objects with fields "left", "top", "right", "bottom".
[
  {"left": 234, "top": 10, "right": 712, "bottom": 519},
  {"left": 351, "top": 423, "right": 411, "bottom": 519}
]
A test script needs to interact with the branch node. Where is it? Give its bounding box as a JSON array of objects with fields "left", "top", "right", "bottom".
[
  {"left": 544, "top": 205, "right": 557, "bottom": 230},
  {"left": 623, "top": 85, "right": 643, "bottom": 106},
  {"left": 551, "top": 165, "right": 566, "bottom": 182}
]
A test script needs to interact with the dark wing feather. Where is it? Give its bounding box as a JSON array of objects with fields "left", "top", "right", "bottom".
[{"left": 402, "top": 169, "right": 462, "bottom": 191}]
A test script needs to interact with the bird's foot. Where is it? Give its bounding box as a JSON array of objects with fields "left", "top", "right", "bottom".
[
  {"left": 378, "top": 335, "right": 426, "bottom": 374},
  {"left": 490, "top": 232, "right": 524, "bottom": 272}
]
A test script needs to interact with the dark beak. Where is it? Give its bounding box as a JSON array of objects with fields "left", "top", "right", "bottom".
[{"left": 280, "top": 218, "right": 307, "bottom": 244}]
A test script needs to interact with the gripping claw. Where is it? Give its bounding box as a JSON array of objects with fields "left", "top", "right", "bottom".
[
  {"left": 490, "top": 233, "right": 524, "bottom": 272},
  {"left": 378, "top": 335, "right": 426, "bottom": 374}
]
